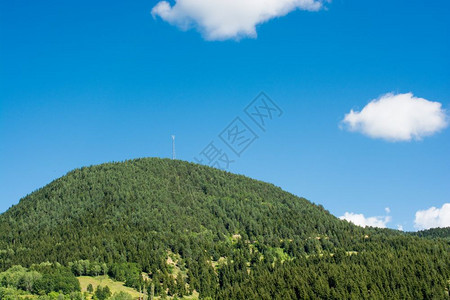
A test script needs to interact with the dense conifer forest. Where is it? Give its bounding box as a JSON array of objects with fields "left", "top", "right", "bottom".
[{"left": 0, "top": 158, "right": 449, "bottom": 299}]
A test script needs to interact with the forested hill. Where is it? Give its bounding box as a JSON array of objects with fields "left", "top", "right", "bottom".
[
  {"left": 411, "top": 227, "right": 450, "bottom": 241},
  {"left": 0, "top": 158, "right": 449, "bottom": 299}
]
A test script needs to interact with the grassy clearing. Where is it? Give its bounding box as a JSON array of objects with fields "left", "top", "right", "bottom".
[
  {"left": 166, "top": 251, "right": 188, "bottom": 280},
  {"left": 78, "top": 275, "right": 199, "bottom": 299},
  {"left": 78, "top": 275, "right": 141, "bottom": 298},
  {"left": 180, "top": 291, "right": 199, "bottom": 299}
]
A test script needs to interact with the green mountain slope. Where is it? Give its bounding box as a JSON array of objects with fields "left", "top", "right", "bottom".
[
  {"left": 411, "top": 227, "right": 450, "bottom": 241},
  {"left": 0, "top": 158, "right": 449, "bottom": 299}
]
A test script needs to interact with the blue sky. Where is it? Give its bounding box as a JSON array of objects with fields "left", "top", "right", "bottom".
[{"left": 1, "top": 0, "right": 449, "bottom": 231}]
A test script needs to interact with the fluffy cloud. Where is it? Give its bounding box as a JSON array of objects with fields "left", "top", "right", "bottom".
[
  {"left": 342, "top": 93, "right": 448, "bottom": 141},
  {"left": 340, "top": 212, "right": 391, "bottom": 228},
  {"left": 151, "top": 0, "right": 324, "bottom": 40},
  {"left": 414, "top": 203, "right": 450, "bottom": 230}
]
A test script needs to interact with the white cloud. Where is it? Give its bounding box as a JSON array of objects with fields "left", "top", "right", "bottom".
[
  {"left": 342, "top": 92, "right": 448, "bottom": 141},
  {"left": 414, "top": 203, "right": 450, "bottom": 230},
  {"left": 397, "top": 225, "right": 403, "bottom": 231},
  {"left": 385, "top": 207, "right": 391, "bottom": 214},
  {"left": 340, "top": 212, "right": 391, "bottom": 228},
  {"left": 151, "top": 0, "right": 325, "bottom": 40}
]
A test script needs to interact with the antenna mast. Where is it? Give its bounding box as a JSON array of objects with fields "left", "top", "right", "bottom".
[{"left": 171, "top": 135, "right": 176, "bottom": 159}]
